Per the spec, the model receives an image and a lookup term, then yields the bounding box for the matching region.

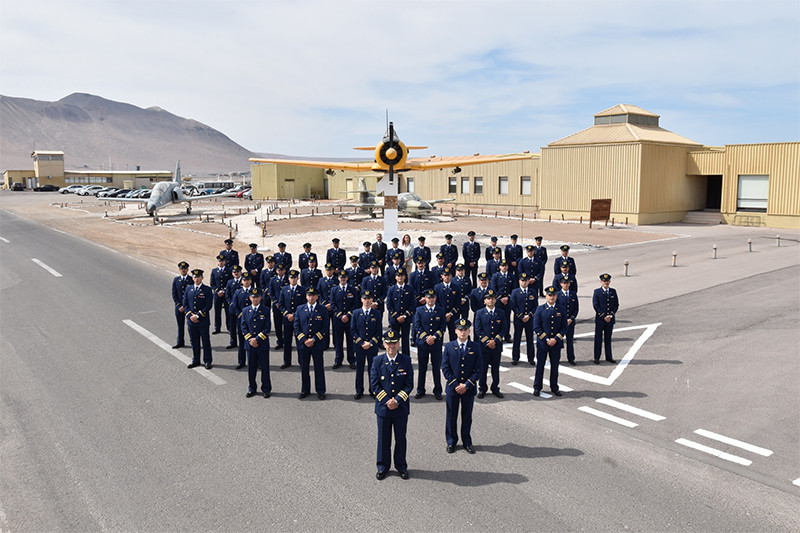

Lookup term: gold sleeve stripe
[376,391,387,401]
[398,391,409,401]
[258,333,267,340]
[243,333,252,340]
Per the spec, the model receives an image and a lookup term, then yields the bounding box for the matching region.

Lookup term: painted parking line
[674,438,752,466]
[123,319,226,385]
[793,478,800,487]
[31,258,62,277]
[693,429,773,457]
[528,377,574,392]
[578,406,638,428]
[0,236,9,243]
[596,398,665,421]
[508,381,552,398]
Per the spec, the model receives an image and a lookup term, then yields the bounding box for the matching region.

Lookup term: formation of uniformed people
[171,233,621,475]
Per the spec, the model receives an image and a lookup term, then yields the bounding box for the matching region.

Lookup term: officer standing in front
[241,287,271,398]
[371,330,413,480]
[441,318,482,454]
[294,287,329,400]
[533,286,568,396]
[171,261,191,349]
[593,273,619,364]
[183,269,214,369]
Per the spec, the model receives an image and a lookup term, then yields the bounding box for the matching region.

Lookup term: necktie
[460,343,466,353]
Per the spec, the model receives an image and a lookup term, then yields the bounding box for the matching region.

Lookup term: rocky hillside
[0,93,257,175]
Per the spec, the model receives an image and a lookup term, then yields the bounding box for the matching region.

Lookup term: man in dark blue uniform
[553,260,579,294]
[384,255,404,288]
[533,236,548,296]
[300,256,322,289]
[485,247,503,278]
[210,254,232,334]
[272,242,292,272]
[413,289,446,400]
[474,290,507,399]
[440,234,458,269]
[220,238,239,268]
[469,272,490,321]
[269,264,289,349]
[316,263,338,350]
[351,290,383,399]
[430,253,447,284]
[533,286,568,396]
[171,261,191,349]
[259,255,276,291]
[371,233,388,276]
[386,268,415,355]
[504,234,523,276]
[241,287,271,398]
[519,245,544,297]
[358,241,376,271]
[410,258,435,309]
[491,259,515,332]
[557,276,579,365]
[362,262,387,314]
[183,269,214,369]
[278,270,306,369]
[386,237,404,267]
[441,318,482,454]
[484,236,499,263]
[224,265,243,349]
[294,287,329,400]
[346,255,365,292]
[331,270,358,369]
[462,231,481,287]
[435,267,461,342]
[371,330,413,480]
[244,243,264,287]
[510,273,537,365]
[229,272,253,369]
[298,242,316,272]
[553,244,576,276]
[326,238,346,272]
[453,263,472,321]
[593,273,619,364]
[413,236,431,269]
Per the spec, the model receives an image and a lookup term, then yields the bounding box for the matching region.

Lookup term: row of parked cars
[58,185,152,198]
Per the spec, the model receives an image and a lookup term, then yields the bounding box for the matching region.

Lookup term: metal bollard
[776,235,781,247]
[623,260,629,277]
[747,239,752,252]
[672,251,678,267]
[712,244,718,259]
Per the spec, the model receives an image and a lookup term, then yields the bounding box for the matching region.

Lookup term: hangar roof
[594,104,659,117]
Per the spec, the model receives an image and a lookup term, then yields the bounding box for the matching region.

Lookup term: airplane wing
[405,153,532,171]
[249,158,375,172]
[186,191,239,201]
[110,197,148,204]
[428,198,457,205]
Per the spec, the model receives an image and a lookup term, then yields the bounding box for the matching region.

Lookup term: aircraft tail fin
[173,161,181,183]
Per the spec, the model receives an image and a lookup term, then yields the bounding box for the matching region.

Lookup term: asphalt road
[1,207,799,532]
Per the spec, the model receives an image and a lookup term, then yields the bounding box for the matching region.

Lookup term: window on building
[499,176,509,195]
[520,176,531,195]
[407,177,415,193]
[737,174,768,212]
[474,177,483,195]
[448,176,457,194]
[461,176,470,194]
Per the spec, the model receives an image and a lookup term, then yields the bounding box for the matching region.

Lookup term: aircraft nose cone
[385,147,398,160]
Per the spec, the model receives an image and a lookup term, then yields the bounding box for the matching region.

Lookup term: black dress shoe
[275,344,283,350]
[593,359,600,365]
[354,393,363,400]
[349,363,357,369]
[477,391,486,399]
[226,344,236,350]
[263,392,271,398]
[187,362,200,369]
[533,390,540,396]
[414,392,424,399]
[235,364,245,370]
[493,390,504,399]
[246,391,256,398]
[212,330,221,335]
[511,360,519,366]
[568,360,576,366]
[606,358,617,363]
[398,470,409,480]
[332,362,342,369]
[464,444,476,454]
[318,393,326,400]
[172,343,185,349]
[446,445,456,453]
[279,363,290,369]
[552,389,563,396]
[204,363,212,369]
[298,392,309,399]
[434,394,442,401]
[529,360,536,366]
[376,470,387,480]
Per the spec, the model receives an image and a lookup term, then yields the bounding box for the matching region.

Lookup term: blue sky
[2,0,798,158]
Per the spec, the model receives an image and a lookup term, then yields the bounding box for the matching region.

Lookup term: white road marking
[31,258,62,277]
[674,438,752,466]
[596,398,665,421]
[529,377,574,392]
[693,429,773,457]
[578,406,638,428]
[793,478,800,487]
[557,323,662,385]
[123,319,226,385]
[499,366,510,372]
[508,381,552,398]
[0,236,9,243]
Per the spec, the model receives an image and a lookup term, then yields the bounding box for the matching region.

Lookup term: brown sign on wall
[590,199,612,228]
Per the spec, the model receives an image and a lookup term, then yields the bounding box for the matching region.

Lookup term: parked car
[77,185,105,196]
[108,189,131,198]
[59,184,84,194]
[236,188,251,198]
[11,182,24,191]
[243,189,252,200]
[97,187,120,197]
[139,189,152,198]
[33,184,60,192]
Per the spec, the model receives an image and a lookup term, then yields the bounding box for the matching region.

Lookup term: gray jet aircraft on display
[112,161,236,217]
[344,177,454,217]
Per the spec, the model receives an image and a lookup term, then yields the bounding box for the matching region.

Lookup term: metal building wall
[251,163,325,200]
[540,143,641,216]
[639,144,705,220]
[687,148,725,175]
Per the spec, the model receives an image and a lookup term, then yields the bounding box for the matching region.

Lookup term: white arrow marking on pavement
[31,258,62,277]
[123,319,226,385]
[675,438,752,466]
[693,429,773,457]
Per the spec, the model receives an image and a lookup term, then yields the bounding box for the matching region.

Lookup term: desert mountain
[0,93,259,175]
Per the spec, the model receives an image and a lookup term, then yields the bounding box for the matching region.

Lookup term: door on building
[706,175,722,209]
[284,179,295,199]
